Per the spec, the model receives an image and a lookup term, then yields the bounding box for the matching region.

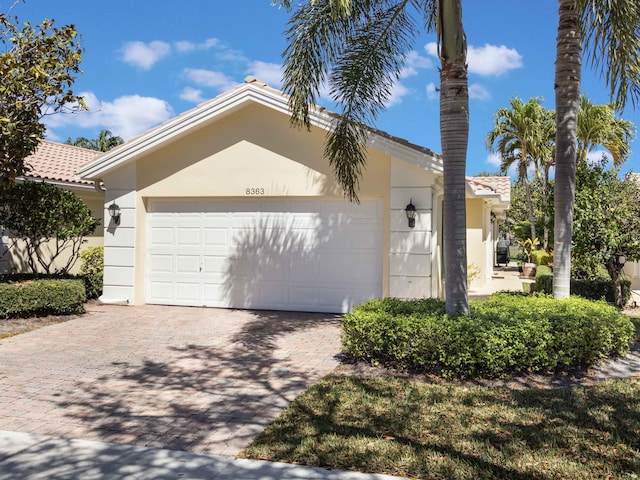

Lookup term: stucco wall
[466,198,486,288]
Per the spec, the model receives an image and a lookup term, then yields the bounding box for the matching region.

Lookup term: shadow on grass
[242,375,640,480]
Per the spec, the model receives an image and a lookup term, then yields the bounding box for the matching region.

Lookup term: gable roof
[466,176,511,204]
[23,140,101,188]
[78,77,444,181]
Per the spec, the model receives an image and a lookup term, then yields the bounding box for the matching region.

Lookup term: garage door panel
[148,254,173,273]
[176,255,200,273]
[149,227,174,246]
[148,281,173,301]
[176,282,200,301]
[146,198,383,313]
[177,228,200,247]
[204,228,228,247]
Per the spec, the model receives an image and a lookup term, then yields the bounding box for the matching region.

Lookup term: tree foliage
[0,181,99,275]
[0,11,84,191]
[573,161,640,307]
[65,129,124,152]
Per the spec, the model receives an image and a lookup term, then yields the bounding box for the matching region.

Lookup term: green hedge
[535,266,631,305]
[341,293,634,378]
[0,279,86,319]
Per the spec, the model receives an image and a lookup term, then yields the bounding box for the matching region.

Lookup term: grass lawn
[241,375,640,479]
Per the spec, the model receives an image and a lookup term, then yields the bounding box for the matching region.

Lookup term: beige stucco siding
[466,198,485,287]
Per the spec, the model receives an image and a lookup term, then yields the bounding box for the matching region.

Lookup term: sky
[5,0,639,176]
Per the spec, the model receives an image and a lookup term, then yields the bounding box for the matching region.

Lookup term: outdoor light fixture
[405,200,417,228]
[108,203,121,225]
[490,211,496,224]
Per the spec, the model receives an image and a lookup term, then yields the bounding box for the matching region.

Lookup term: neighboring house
[0,141,104,274]
[78,77,509,313]
[624,172,640,289]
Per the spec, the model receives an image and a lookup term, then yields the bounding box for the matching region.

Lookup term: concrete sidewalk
[0,430,408,480]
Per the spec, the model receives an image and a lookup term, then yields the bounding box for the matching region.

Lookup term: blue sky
[8,0,639,176]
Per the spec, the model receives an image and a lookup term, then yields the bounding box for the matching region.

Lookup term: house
[0,141,104,274]
[77,77,509,313]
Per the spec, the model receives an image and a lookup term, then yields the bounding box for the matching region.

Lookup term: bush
[535,265,553,293]
[342,293,634,378]
[80,246,103,299]
[535,266,631,305]
[0,278,86,319]
[531,249,552,266]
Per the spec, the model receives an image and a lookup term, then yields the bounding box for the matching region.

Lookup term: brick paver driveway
[0,304,342,456]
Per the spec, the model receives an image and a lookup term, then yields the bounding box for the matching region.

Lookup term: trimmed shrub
[0,279,86,319]
[535,266,631,305]
[341,293,634,378]
[80,246,104,299]
[535,265,553,293]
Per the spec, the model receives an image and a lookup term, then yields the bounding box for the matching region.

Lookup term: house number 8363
[245,187,265,195]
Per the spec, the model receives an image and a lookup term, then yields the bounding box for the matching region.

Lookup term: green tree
[486,97,554,245]
[0,181,99,274]
[573,160,640,308]
[552,0,640,299]
[65,129,124,152]
[0,12,84,193]
[577,95,636,168]
[273,0,470,314]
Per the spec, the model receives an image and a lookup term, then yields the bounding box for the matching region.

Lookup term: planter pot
[522,262,536,278]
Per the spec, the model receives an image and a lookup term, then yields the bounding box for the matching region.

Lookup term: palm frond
[578,0,640,108]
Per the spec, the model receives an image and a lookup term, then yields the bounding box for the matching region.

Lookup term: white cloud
[469,83,491,101]
[426,82,438,101]
[184,68,237,91]
[179,87,206,103]
[424,42,523,77]
[175,41,196,53]
[400,50,433,78]
[122,41,171,70]
[486,152,502,168]
[467,44,522,77]
[247,61,283,88]
[175,38,220,53]
[425,42,438,58]
[386,82,410,107]
[45,92,174,140]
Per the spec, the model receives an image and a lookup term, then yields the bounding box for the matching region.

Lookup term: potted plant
[518,238,540,278]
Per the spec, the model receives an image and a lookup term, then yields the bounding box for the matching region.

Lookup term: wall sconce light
[108,203,121,225]
[490,211,496,224]
[405,200,417,228]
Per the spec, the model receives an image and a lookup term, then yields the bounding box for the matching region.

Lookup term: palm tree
[486,97,554,244]
[577,95,636,168]
[65,129,124,152]
[552,0,639,300]
[273,0,470,314]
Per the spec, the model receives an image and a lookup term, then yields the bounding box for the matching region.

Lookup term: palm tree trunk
[522,174,537,242]
[441,62,469,315]
[553,0,582,299]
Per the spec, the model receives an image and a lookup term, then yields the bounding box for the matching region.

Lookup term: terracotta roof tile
[23,140,101,186]
[466,176,511,203]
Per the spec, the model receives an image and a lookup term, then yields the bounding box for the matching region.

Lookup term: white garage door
[145,198,383,313]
